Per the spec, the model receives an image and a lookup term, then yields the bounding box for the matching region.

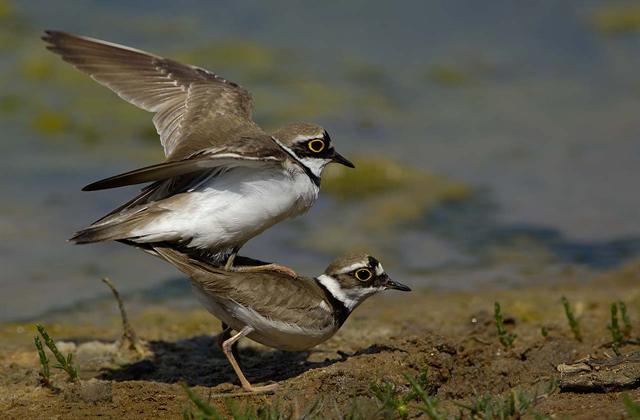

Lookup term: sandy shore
[1,259,640,418]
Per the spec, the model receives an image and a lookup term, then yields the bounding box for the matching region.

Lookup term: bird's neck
[315,274,380,326]
[271,136,323,186]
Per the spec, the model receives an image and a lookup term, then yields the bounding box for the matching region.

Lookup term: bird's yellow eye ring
[354,268,372,282]
[308,139,325,153]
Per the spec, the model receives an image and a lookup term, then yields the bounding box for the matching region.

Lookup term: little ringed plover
[153,247,411,393]
[42,31,354,271]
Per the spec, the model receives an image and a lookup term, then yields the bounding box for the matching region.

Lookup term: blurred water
[1,0,639,321]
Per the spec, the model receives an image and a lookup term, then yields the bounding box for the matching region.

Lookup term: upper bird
[43,31,354,270]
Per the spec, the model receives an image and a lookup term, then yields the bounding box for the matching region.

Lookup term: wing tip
[41,29,67,43]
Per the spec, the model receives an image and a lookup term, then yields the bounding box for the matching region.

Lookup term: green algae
[591,5,640,36]
[342,57,390,88]
[323,155,472,229]
[0,0,14,20]
[31,110,70,135]
[175,39,280,83]
[426,64,471,86]
[0,94,23,114]
[304,156,472,255]
[20,53,58,82]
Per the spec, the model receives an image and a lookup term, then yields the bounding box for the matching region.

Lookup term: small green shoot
[561,296,582,342]
[540,326,548,338]
[34,335,51,387]
[371,371,428,418]
[405,373,446,420]
[456,389,534,419]
[35,324,79,383]
[371,371,446,420]
[182,383,313,420]
[494,302,517,349]
[619,301,632,338]
[182,383,222,420]
[623,393,640,419]
[371,379,410,418]
[609,303,624,355]
[455,379,557,419]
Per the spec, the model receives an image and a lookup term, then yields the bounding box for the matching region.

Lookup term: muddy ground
[1,260,640,419]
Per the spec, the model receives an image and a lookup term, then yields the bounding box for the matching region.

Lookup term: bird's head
[271,122,354,178]
[316,253,410,312]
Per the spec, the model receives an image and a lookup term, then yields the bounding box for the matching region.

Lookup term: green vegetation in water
[31,110,70,136]
[175,40,278,83]
[342,57,390,89]
[561,296,582,342]
[0,0,14,20]
[591,5,640,36]
[623,394,640,420]
[323,156,472,229]
[426,64,471,86]
[35,324,79,383]
[494,302,517,350]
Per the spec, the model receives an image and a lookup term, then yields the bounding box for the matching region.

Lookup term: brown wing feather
[82,151,281,191]
[154,248,333,330]
[42,30,264,160]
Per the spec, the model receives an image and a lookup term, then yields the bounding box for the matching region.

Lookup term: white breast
[131,165,319,252]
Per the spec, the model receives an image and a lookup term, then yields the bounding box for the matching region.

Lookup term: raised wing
[42,30,262,160]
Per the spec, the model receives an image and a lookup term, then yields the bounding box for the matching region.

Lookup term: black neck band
[314,277,350,327]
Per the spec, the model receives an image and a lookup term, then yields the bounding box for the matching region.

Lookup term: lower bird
[153,248,411,392]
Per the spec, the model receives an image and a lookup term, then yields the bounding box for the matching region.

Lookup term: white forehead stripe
[335,262,369,275]
[375,263,385,276]
[292,134,323,143]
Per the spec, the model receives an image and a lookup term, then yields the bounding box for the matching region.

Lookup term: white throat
[297,157,331,178]
[316,274,381,311]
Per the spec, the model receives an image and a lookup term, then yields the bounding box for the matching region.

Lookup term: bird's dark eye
[307,139,325,153]
[354,268,372,282]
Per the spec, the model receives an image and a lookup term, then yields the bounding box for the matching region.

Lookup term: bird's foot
[242,382,279,394]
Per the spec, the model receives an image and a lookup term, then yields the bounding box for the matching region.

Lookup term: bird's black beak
[330,149,355,168]
[382,275,411,292]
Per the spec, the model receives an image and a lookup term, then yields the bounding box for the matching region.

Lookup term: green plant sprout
[561,296,582,342]
[35,324,79,383]
[619,301,632,338]
[494,302,517,349]
[34,335,51,387]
